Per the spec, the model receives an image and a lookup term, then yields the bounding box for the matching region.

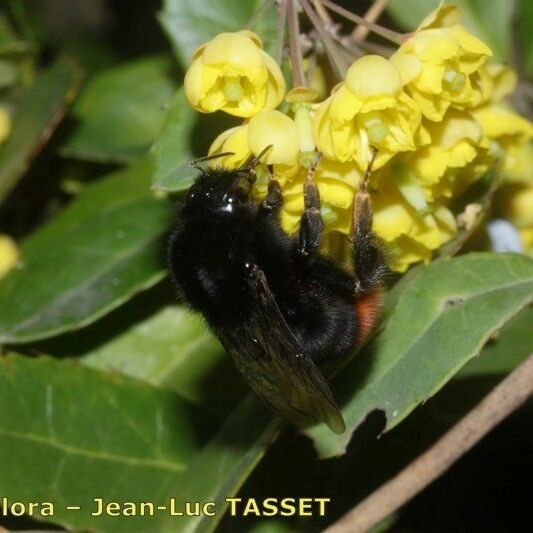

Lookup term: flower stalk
[287,0,306,88]
[319,0,405,45]
[300,0,349,78]
[351,0,390,43]
[276,0,288,65]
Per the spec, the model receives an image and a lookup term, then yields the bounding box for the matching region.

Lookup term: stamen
[444,70,466,92]
[363,113,390,143]
[223,77,244,101]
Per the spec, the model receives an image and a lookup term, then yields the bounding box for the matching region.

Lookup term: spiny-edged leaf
[518,0,533,79]
[82,305,246,415]
[158,0,278,67]
[150,88,240,192]
[61,56,175,163]
[150,87,197,192]
[159,395,281,533]
[305,252,533,458]
[0,354,199,532]
[0,160,171,344]
[387,0,514,60]
[459,304,533,377]
[0,57,82,202]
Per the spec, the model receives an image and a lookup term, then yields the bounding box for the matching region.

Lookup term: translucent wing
[215,266,345,434]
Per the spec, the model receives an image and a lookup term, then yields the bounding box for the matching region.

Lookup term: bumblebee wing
[217,266,345,434]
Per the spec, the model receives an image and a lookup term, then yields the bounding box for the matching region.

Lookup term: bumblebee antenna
[360,147,378,192]
[244,144,274,170]
[188,151,235,170]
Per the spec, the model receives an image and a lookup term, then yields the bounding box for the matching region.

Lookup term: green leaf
[158,0,278,67]
[387,0,514,60]
[518,0,533,79]
[150,87,197,192]
[80,302,280,532]
[82,304,247,415]
[150,88,240,192]
[0,160,171,344]
[159,395,281,533]
[0,14,36,57]
[459,304,533,377]
[0,57,82,202]
[0,354,199,532]
[61,56,176,163]
[306,253,533,458]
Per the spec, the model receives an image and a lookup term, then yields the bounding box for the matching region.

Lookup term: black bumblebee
[168,147,386,433]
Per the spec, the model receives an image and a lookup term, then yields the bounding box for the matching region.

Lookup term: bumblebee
[168,148,386,433]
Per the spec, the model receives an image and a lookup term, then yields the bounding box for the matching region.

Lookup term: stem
[319,0,404,45]
[299,0,349,78]
[245,0,275,30]
[352,0,390,43]
[325,355,533,533]
[335,33,365,60]
[276,0,288,65]
[312,0,333,23]
[358,39,395,58]
[311,0,363,60]
[287,0,306,88]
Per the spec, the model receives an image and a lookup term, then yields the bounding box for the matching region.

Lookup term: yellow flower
[499,183,533,228]
[520,228,533,253]
[208,123,251,168]
[208,109,301,177]
[494,180,533,254]
[247,110,300,166]
[391,3,492,122]
[372,181,457,272]
[479,63,517,104]
[0,234,19,278]
[472,104,533,181]
[313,55,424,170]
[401,109,489,201]
[0,106,11,144]
[184,31,285,117]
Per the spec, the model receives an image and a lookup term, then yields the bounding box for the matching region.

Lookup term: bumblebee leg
[298,154,324,259]
[351,148,386,293]
[259,177,283,213]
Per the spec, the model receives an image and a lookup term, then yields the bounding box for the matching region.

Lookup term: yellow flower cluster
[183,3,533,272]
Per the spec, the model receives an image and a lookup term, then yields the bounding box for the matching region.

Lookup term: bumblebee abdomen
[354,288,382,347]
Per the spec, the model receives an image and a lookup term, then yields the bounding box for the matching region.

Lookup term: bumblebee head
[183,167,256,217]
[181,146,272,218]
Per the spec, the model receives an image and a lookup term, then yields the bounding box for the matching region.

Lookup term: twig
[276,0,288,64]
[352,0,390,43]
[287,0,306,87]
[300,0,349,77]
[358,39,395,58]
[313,0,333,23]
[326,355,533,533]
[310,0,364,60]
[319,0,404,45]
